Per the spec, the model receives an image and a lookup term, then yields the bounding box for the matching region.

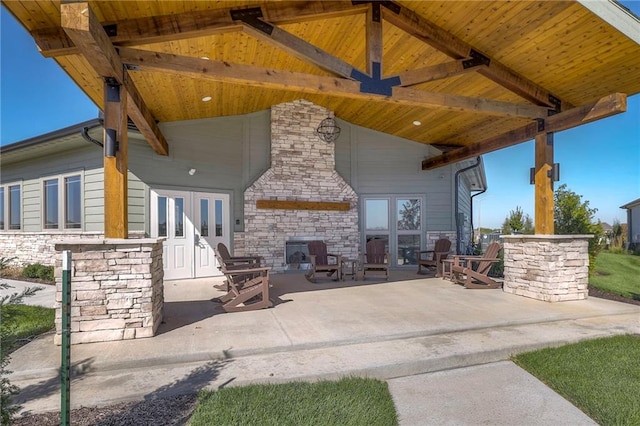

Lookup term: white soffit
[578,0,640,45]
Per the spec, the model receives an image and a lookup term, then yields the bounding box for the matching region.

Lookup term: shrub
[0,257,16,271]
[22,263,54,282]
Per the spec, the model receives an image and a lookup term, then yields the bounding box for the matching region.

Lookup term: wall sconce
[105,128,118,157]
[530,163,560,184]
[188,168,197,176]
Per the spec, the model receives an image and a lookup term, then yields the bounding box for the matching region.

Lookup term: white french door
[151,190,229,280]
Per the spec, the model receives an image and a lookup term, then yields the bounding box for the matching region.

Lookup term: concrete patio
[9,271,640,416]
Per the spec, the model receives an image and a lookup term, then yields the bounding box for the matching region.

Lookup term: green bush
[22,263,54,282]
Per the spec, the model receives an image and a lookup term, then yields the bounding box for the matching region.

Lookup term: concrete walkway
[8,272,639,424]
[0,278,56,308]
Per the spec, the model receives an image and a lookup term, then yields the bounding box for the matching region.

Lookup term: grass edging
[513,335,640,426]
[189,377,398,426]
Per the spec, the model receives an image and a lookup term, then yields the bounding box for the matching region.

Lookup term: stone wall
[53,238,164,344]
[0,231,144,266]
[425,231,456,253]
[243,100,359,272]
[503,234,591,302]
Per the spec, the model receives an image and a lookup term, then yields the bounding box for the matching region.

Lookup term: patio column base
[53,238,164,345]
[502,234,592,302]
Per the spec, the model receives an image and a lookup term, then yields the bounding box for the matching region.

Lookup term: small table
[341,258,358,280]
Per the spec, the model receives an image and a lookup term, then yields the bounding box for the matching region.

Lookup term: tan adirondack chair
[305,240,342,283]
[360,239,390,280]
[450,242,502,289]
[417,238,451,276]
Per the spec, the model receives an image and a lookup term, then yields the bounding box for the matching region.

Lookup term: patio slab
[8,271,640,416]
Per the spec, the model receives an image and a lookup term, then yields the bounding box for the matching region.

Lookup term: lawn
[590,252,640,300]
[514,335,640,426]
[189,377,398,426]
[1,304,55,353]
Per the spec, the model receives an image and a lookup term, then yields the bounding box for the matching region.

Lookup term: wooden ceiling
[3,1,638,168]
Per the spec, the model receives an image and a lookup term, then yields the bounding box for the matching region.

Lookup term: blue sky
[1,3,639,229]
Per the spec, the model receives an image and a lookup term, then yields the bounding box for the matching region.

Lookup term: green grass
[1,304,55,352]
[189,377,398,426]
[513,335,640,426]
[590,252,640,299]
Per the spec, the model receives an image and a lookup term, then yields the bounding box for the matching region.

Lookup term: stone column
[502,234,592,302]
[53,238,164,345]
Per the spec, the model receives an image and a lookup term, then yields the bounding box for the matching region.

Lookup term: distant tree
[609,219,624,249]
[554,184,604,271]
[398,199,420,230]
[501,206,534,235]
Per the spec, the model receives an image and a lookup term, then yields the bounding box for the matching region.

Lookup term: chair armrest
[222,266,271,275]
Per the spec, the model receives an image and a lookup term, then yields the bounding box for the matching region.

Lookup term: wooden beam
[396,60,485,87]
[36,1,368,58]
[119,48,548,119]
[366,3,383,76]
[103,79,128,238]
[239,21,356,79]
[257,200,351,211]
[381,3,571,109]
[60,2,168,156]
[422,93,627,170]
[534,133,554,234]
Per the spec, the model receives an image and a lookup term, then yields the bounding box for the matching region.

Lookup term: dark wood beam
[119,48,548,119]
[396,59,486,87]
[60,2,168,156]
[422,93,627,170]
[35,1,368,58]
[381,3,571,110]
[534,133,554,234]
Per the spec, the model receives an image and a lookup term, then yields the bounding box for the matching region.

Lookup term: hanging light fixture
[316,112,341,143]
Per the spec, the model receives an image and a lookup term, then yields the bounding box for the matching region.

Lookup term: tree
[608,219,624,249]
[398,199,420,230]
[501,206,534,235]
[554,184,604,271]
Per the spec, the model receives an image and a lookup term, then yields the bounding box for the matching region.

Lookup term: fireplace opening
[285,237,322,269]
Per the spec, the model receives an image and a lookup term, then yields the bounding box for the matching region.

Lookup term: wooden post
[103,78,128,238]
[534,132,554,234]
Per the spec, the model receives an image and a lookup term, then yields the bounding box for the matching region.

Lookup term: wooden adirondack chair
[213,249,272,312]
[450,242,502,289]
[417,238,452,276]
[360,239,390,280]
[216,242,262,268]
[305,240,342,283]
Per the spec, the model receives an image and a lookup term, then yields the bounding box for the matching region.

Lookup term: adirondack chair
[417,238,452,276]
[450,242,502,289]
[216,242,262,268]
[305,240,342,283]
[360,239,390,280]
[213,249,272,312]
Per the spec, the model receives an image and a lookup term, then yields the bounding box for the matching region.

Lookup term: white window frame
[40,172,84,232]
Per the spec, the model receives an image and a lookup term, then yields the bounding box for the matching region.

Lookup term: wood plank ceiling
[3,0,638,168]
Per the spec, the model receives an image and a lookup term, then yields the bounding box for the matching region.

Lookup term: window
[0,187,4,229]
[64,175,81,229]
[9,185,21,230]
[41,174,82,231]
[44,179,59,229]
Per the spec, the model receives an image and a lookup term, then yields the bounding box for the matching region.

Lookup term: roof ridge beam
[422,93,627,170]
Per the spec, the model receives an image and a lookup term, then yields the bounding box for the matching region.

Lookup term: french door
[151,190,230,280]
[363,196,424,267]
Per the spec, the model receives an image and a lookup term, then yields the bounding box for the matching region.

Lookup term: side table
[341,258,358,281]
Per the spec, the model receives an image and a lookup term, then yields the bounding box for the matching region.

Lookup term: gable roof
[2,1,638,169]
[621,198,640,209]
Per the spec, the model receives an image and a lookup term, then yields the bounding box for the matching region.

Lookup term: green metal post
[61,250,71,426]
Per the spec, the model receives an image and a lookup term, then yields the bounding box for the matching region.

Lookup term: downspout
[81,120,104,148]
[454,156,481,254]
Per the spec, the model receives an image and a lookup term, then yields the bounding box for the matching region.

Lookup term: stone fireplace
[243,100,359,273]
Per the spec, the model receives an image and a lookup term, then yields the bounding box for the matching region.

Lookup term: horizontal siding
[84,168,104,232]
[127,172,146,232]
[22,181,40,231]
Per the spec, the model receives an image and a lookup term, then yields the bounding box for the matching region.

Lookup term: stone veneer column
[53,238,164,345]
[502,234,592,302]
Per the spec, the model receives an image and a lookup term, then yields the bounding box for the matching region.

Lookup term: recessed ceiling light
[202,96,212,102]
[200,56,210,60]
[413,120,422,126]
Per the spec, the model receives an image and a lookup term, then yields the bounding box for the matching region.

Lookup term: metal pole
[61,250,71,426]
